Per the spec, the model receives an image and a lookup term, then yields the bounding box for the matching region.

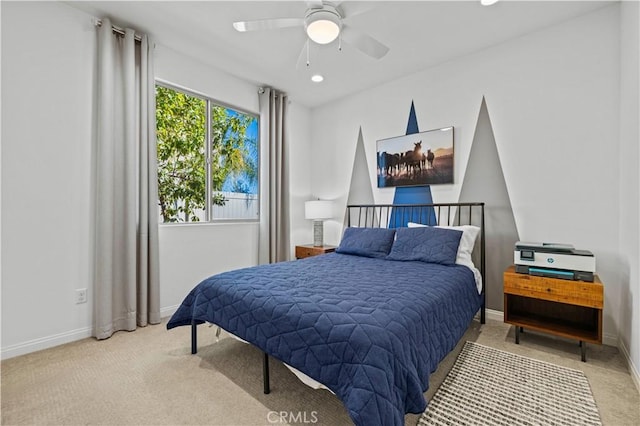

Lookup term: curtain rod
[258,87,288,98]
[93,18,142,42]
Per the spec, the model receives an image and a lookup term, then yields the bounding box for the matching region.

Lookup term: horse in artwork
[426,149,435,169]
[403,141,423,174]
[378,152,400,176]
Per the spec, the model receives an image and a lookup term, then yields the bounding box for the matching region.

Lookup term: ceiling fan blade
[305,0,324,9]
[340,25,389,59]
[233,18,304,32]
[338,2,374,21]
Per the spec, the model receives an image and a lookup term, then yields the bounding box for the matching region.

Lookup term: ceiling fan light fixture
[305,9,341,44]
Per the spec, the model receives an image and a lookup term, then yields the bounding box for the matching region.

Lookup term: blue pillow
[336,227,396,259]
[386,226,462,265]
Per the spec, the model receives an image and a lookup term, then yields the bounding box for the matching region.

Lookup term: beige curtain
[94,18,160,340]
[258,88,290,264]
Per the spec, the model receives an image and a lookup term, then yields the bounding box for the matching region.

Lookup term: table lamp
[304,200,333,247]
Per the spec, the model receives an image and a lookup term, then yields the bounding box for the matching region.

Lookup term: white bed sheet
[223,328,333,392]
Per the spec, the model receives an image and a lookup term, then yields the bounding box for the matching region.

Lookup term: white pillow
[407,222,482,293]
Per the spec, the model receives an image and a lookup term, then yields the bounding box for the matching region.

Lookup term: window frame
[155,79,260,224]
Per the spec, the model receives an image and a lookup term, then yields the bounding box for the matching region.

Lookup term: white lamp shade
[305,200,333,220]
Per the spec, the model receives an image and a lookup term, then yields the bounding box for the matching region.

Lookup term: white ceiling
[67,0,613,108]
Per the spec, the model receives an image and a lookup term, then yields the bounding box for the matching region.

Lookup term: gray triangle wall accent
[344,127,376,226]
[459,97,520,311]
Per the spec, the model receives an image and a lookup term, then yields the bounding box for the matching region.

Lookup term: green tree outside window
[156,85,258,223]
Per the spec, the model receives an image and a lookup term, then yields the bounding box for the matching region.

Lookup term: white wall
[618,0,640,389]
[2,1,96,358]
[309,5,624,344]
[0,1,312,358]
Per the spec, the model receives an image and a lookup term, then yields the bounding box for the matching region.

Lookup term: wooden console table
[503,265,603,362]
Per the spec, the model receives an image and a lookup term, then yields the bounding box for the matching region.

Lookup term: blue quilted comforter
[167,253,481,426]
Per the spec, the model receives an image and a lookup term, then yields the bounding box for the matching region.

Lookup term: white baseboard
[603,332,619,347]
[1,326,93,360]
[475,307,505,323]
[161,304,180,319]
[618,338,640,394]
[1,305,180,361]
[485,308,504,322]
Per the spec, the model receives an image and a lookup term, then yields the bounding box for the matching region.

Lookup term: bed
[167,203,485,426]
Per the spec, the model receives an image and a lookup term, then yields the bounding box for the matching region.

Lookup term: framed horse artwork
[376,126,454,188]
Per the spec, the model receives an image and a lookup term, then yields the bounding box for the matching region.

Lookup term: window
[155,83,259,223]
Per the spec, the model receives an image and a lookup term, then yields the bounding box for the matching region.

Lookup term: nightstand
[503,265,603,362]
[295,244,336,259]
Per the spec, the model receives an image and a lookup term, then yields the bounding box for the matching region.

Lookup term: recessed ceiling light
[311,74,324,83]
[481,0,499,5]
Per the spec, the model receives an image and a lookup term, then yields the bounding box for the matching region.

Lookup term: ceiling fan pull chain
[306,40,310,66]
[338,33,342,52]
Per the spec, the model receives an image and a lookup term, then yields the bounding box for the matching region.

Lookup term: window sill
[159,220,259,228]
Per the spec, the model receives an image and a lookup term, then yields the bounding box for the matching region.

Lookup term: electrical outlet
[76,288,87,304]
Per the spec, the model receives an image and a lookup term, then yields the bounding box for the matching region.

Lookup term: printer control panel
[519,250,535,261]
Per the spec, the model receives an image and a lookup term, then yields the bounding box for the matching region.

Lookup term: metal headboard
[346,202,486,324]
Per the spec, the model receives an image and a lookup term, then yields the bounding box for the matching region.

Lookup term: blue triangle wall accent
[406,101,419,134]
[390,101,437,227]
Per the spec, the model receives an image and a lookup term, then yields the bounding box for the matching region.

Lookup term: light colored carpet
[419,341,601,426]
[1,318,638,425]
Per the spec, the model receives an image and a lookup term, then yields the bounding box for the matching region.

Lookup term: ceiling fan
[232,1,389,61]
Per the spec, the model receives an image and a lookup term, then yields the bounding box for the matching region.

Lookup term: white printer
[514,242,595,282]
